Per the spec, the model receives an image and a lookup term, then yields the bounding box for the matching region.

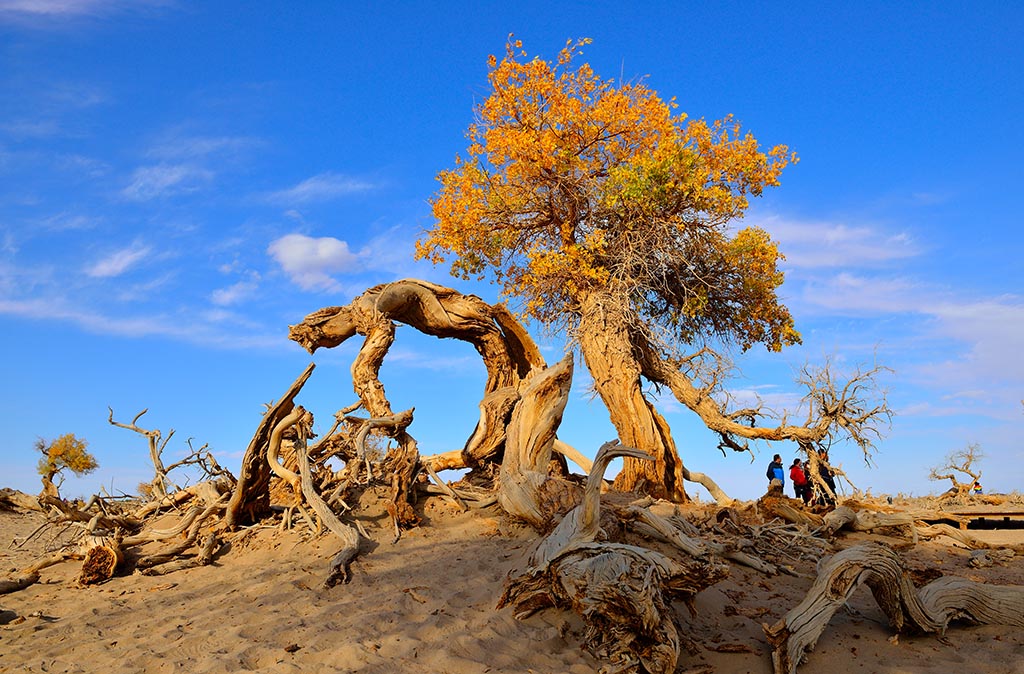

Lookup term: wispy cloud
[797,272,923,315]
[386,347,481,373]
[86,242,151,278]
[55,153,110,177]
[211,278,259,306]
[41,211,102,231]
[795,270,1024,413]
[121,163,213,200]
[0,119,61,139]
[926,298,1024,386]
[267,233,358,292]
[266,172,374,204]
[147,133,261,161]
[756,215,919,269]
[0,296,281,349]
[0,0,170,19]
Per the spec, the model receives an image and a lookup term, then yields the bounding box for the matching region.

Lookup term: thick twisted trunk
[577,292,687,502]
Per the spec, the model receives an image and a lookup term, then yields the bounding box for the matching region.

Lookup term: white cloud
[927,298,1024,384]
[267,233,359,292]
[266,172,374,204]
[86,242,151,278]
[121,163,213,200]
[798,272,924,314]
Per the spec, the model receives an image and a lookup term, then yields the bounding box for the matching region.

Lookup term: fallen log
[763,541,1024,674]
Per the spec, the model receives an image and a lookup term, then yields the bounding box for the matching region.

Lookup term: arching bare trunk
[289,280,545,473]
[577,292,687,502]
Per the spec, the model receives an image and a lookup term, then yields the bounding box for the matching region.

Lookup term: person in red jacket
[790,458,809,502]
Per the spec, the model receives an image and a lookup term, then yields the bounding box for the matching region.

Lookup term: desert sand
[2,493,1024,674]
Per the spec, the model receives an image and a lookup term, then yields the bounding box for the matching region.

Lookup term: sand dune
[3,497,1024,674]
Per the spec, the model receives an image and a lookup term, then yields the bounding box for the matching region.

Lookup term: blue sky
[1,1,1021,500]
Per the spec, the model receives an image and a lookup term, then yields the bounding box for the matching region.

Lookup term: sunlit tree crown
[418,36,800,351]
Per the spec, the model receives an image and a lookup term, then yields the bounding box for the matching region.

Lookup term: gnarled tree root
[500,543,727,674]
[763,541,1024,674]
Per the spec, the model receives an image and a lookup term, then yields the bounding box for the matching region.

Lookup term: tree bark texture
[501,438,728,674]
[577,292,687,502]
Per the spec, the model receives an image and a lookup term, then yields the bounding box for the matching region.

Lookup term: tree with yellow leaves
[420,37,889,502]
[36,433,98,499]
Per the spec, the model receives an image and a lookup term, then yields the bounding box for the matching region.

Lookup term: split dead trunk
[79,537,123,585]
[225,363,315,528]
[497,355,575,528]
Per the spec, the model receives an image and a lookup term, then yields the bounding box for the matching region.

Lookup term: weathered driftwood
[501,542,727,674]
[764,542,1024,674]
[0,573,40,594]
[819,504,967,537]
[140,532,223,576]
[619,504,779,575]
[552,438,593,474]
[0,488,43,512]
[759,494,823,528]
[225,363,315,528]
[0,551,82,595]
[266,407,306,494]
[131,478,229,520]
[914,522,1024,551]
[133,496,228,568]
[497,355,575,528]
[501,440,729,674]
[530,441,652,567]
[38,494,140,532]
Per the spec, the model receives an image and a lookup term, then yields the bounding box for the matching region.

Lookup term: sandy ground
[3,497,1024,674]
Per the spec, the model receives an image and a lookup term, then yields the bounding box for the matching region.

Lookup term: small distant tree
[36,433,98,499]
[928,443,983,498]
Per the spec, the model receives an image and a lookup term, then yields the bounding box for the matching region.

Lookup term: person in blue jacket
[766,454,785,487]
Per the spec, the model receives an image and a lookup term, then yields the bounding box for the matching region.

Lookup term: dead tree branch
[108,407,175,498]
